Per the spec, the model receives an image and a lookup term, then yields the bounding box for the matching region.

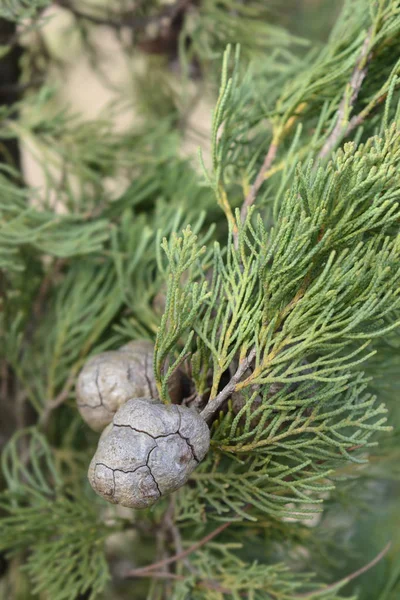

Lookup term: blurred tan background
[21,0,342,200]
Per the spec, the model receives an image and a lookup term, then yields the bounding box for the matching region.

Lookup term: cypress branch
[1,1,400,599]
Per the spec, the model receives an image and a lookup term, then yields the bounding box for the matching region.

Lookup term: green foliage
[0,430,111,600]
[3,260,122,416]
[154,224,213,401]
[207,2,400,219]
[1,1,400,599]
[0,0,50,20]
[150,121,400,531]
[171,545,354,599]
[182,0,309,69]
[0,170,109,273]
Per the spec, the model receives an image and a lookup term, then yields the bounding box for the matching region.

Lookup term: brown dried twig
[127,571,232,594]
[240,136,279,224]
[125,517,237,579]
[344,88,391,138]
[38,372,76,429]
[297,541,391,598]
[200,347,256,422]
[126,523,390,597]
[318,29,373,160]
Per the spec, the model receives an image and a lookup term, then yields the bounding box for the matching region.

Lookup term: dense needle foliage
[0,1,400,599]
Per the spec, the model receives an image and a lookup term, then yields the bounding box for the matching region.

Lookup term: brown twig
[164,497,196,574]
[200,347,256,422]
[344,89,389,137]
[236,101,308,240]
[125,517,236,578]
[297,541,391,598]
[240,137,279,224]
[128,571,232,594]
[234,129,281,250]
[127,535,390,597]
[38,372,76,429]
[318,29,373,160]
[126,498,235,594]
[0,359,9,404]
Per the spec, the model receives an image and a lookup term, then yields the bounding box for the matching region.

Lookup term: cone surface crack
[114,422,179,441]
[77,365,114,412]
[94,462,116,497]
[127,365,134,383]
[77,401,114,413]
[178,433,200,463]
[175,406,182,432]
[175,405,200,462]
[95,460,161,499]
[96,367,105,405]
[145,447,162,497]
[84,366,113,412]
[113,422,198,460]
[95,461,149,475]
[113,423,156,438]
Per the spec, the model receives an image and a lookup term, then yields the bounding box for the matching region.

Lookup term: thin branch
[237,101,308,238]
[0,359,9,405]
[126,535,390,597]
[200,347,256,422]
[125,518,236,578]
[240,138,279,224]
[165,497,196,574]
[297,542,391,598]
[318,29,373,160]
[344,89,389,137]
[38,372,75,429]
[128,571,232,594]
[131,572,185,581]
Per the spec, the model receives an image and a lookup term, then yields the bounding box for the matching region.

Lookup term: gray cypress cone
[76,340,181,431]
[88,398,210,508]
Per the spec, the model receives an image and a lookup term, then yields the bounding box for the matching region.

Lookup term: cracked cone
[76,340,182,431]
[88,398,210,508]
